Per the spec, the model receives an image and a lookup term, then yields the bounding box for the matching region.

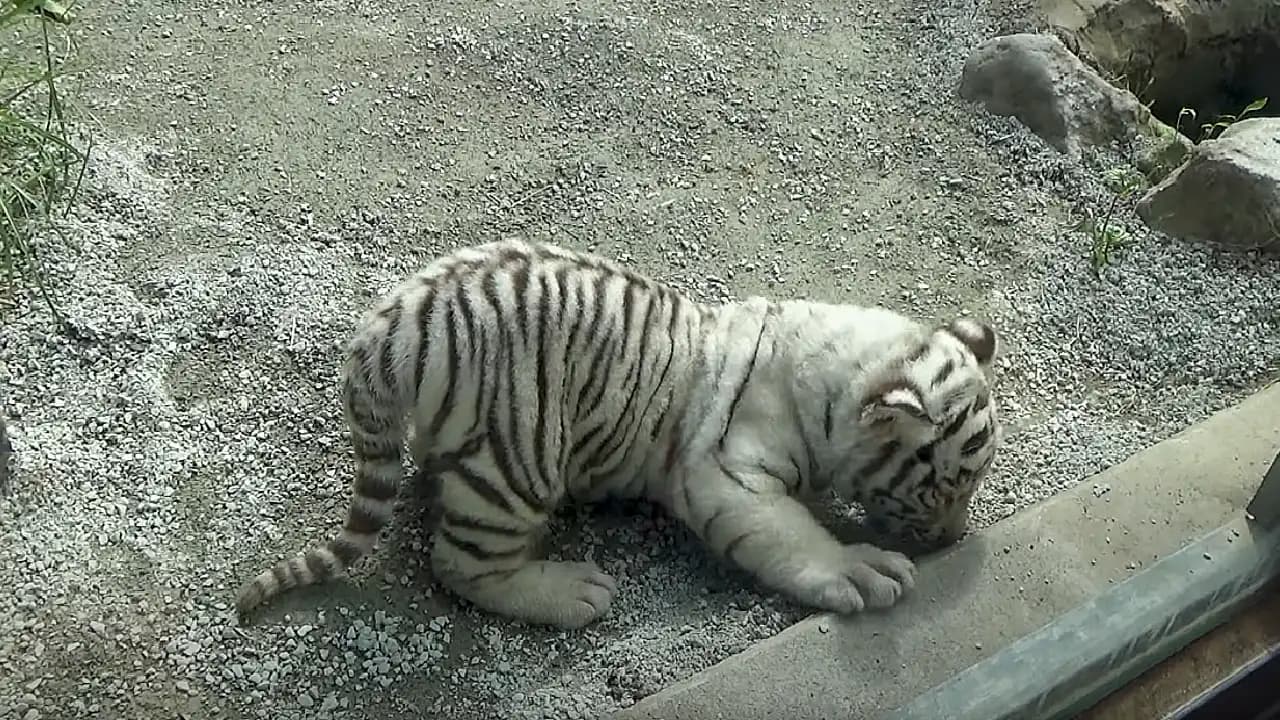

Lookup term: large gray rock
[958,33,1190,177]
[1044,0,1279,125]
[1137,117,1280,255]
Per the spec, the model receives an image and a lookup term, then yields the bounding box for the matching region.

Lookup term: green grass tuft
[0,0,89,318]
[1072,167,1145,278]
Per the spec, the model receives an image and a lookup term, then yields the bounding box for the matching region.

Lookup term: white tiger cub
[235,240,1001,629]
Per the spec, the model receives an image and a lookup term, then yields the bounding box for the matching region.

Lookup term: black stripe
[681,469,697,521]
[576,275,617,418]
[304,551,331,579]
[470,326,489,439]
[624,297,680,462]
[578,270,608,356]
[353,471,398,502]
[439,526,526,561]
[451,460,517,516]
[510,261,531,344]
[498,437,547,513]
[719,458,759,494]
[961,424,992,456]
[271,563,290,588]
[972,392,990,413]
[413,290,436,399]
[858,440,901,478]
[347,398,390,436]
[465,567,519,584]
[428,303,461,435]
[931,358,955,388]
[559,271,585,476]
[761,461,801,493]
[329,537,363,565]
[586,290,656,482]
[531,271,555,498]
[570,422,604,463]
[650,406,669,441]
[498,290,543,508]
[443,510,525,537]
[719,317,769,449]
[351,435,400,462]
[344,501,384,533]
[917,467,937,494]
[481,273,541,512]
[350,342,376,395]
[563,266,586,353]
[578,310,620,419]
[939,402,973,441]
[787,452,803,486]
[886,457,920,492]
[378,299,404,394]
[342,373,377,426]
[456,283,478,366]
[791,393,820,486]
[823,396,834,438]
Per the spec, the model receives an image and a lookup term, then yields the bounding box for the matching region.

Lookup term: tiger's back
[394,240,705,502]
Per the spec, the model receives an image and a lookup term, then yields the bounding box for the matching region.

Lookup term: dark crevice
[1144,32,1280,141]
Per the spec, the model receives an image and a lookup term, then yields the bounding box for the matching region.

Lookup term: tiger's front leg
[676,457,917,613]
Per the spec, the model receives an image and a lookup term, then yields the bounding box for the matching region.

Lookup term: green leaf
[1242,97,1268,115]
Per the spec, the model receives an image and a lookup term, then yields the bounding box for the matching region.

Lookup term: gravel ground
[2,0,1279,718]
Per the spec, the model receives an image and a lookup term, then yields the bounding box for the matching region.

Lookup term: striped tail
[236,347,410,618]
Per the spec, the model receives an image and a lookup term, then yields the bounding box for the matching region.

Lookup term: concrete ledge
[612,382,1280,720]
[887,516,1280,720]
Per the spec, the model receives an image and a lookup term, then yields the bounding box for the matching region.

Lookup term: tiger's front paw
[800,544,917,614]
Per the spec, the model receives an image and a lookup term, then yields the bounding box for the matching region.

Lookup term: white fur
[236,241,1001,629]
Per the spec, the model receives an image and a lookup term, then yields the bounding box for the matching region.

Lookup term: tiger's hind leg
[407,425,444,530]
[428,454,617,630]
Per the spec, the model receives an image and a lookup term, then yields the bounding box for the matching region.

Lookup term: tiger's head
[842,317,1001,551]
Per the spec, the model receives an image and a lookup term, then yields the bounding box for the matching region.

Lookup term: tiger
[234,239,1001,629]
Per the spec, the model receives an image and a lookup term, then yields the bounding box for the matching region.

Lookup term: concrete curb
[612,382,1280,720]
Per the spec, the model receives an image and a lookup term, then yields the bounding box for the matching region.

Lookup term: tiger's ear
[860,384,934,427]
[943,317,998,367]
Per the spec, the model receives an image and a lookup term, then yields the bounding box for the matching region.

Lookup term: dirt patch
[1,0,1279,719]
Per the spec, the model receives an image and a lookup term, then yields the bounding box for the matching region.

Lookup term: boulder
[959,33,1190,178]
[1136,117,1280,255]
[1044,0,1280,127]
